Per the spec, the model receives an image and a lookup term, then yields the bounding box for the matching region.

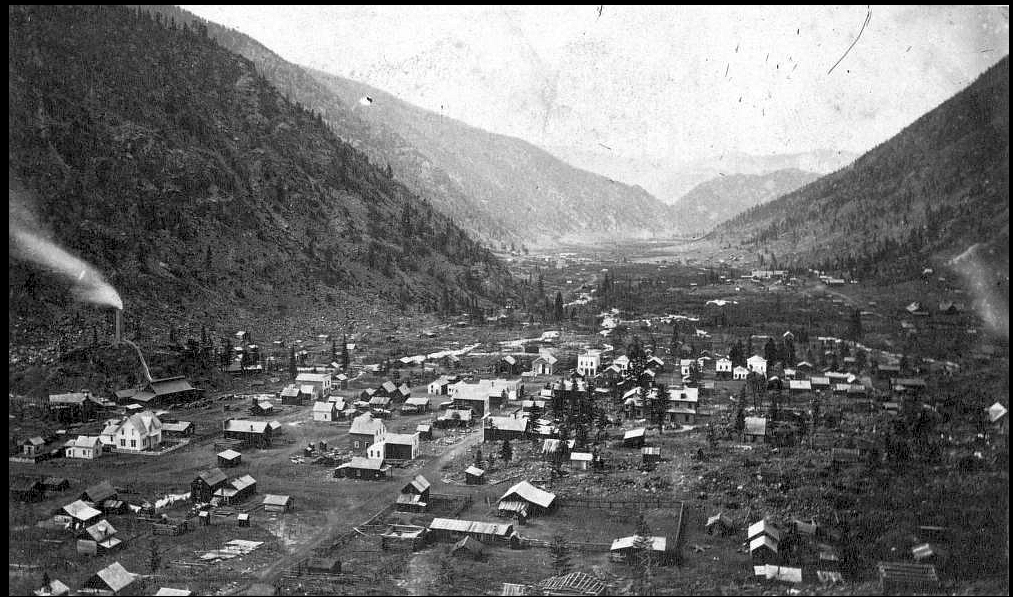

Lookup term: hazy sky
[183,5,1008,172]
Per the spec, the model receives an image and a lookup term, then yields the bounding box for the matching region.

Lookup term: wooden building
[191,468,228,503]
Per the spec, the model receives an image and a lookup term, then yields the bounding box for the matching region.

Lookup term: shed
[262,494,293,512]
[305,557,342,574]
[641,446,661,464]
[42,477,71,492]
[237,513,251,527]
[33,579,70,597]
[749,536,779,563]
[417,423,433,441]
[451,536,486,560]
[622,428,646,448]
[79,561,136,596]
[218,449,242,468]
[11,478,46,502]
[498,481,557,518]
[877,562,939,593]
[81,480,117,504]
[610,535,673,565]
[705,512,735,536]
[747,520,782,542]
[744,417,767,443]
[570,451,593,470]
[465,466,486,485]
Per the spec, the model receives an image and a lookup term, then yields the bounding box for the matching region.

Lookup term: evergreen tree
[148,538,161,572]
[554,291,564,322]
[288,347,297,379]
[500,439,513,463]
[341,333,350,370]
[549,533,571,575]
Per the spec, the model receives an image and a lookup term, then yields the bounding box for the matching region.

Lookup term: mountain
[545,145,858,204]
[9,5,510,346]
[669,169,820,235]
[138,5,674,247]
[715,56,1009,278]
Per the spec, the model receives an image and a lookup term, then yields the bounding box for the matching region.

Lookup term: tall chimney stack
[114,308,122,344]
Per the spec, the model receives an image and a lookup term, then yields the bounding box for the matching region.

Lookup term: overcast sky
[183,5,1008,178]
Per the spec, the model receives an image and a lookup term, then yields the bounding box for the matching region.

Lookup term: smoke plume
[9,177,124,310]
[948,243,1009,339]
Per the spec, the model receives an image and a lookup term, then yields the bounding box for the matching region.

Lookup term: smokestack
[114,308,122,344]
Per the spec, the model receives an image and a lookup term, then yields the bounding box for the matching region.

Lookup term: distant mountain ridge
[669,168,820,234]
[141,5,675,247]
[716,56,1009,278]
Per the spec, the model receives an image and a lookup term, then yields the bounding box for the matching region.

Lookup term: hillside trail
[251,427,483,587]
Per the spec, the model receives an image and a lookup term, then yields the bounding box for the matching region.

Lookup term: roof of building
[570,452,593,461]
[404,475,431,493]
[405,397,430,406]
[312,401,336,413]
[84,519,118,541]
[224,419,270,434]
[539,571,605,595]
[452,536,485,556]
[623,428,646,440]
[749,535,779,553]
[33,579,70,597]
[877,561,939,585]
[295,373,330,383]
[91,562,135,592]
[499,481,556,509]
[706,512,733,528]
[988,402,1008,423]
[262,494,291,506]
[350,414,386,435]
[611,535,667,551]
[428,517,514,536]
[338,457,386,471]
[154,589,193,596]
[62,499,102,521]
[196,468,228,487]
[487,416,529,432]
[83,481,117,503]
[218,449,242,460]
[748,520,781,542]
[465,466,485,477]
[744,417,767,436]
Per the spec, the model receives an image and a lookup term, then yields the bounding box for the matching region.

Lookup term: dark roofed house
[335,457,390,480]
[305,557,341,574]
[79,561,136,596]
[130,377,199,406]
[222,418,273,448]
[11,477,46,502]
[43,477,71,492]
[81,481,117,504]
[485,416,530,442]
[191,468,229,503]
[622,428,646,448]
[451,536,486,560]
[397,475,431,512]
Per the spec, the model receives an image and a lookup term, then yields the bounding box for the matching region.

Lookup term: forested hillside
[9,5,511,342]
[717,56,1009,279]
[138,5,675,247]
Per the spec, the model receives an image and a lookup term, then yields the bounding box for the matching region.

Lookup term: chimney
[114,308,122,343]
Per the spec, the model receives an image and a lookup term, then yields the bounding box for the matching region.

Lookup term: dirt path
[251,428,483,587]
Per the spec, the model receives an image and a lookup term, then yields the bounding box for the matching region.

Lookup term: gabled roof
[623,428,646,440]
[224,419,270,433]
[62,500,102,521]
[404,475,431,493]
[706,512,733,528]
[610,535,667,551]
[405,397,430,406]
[570,452,593,461]
[385,432,419,445]
[33,579,70,597]
[465,466,485,476]
[312,401,336,413]
[83,481,117,503]
[749,535,779,553]
[295,373,330,383]
[218,449,242,460]
[143,377,194,396]
[72,435,101,449]
[381,381,398,393]
[499,481,556,509]
[350,414,386,435]
[747,520,781,542]
[91,562,135,593]
[452,535,485,555]
[231,475,257,491]
[428,517,514,536]
[338,457,386,470]
[487,416,529,432]
[262,494,291,506]
[196,468,228,487]
[154,589,193,596]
